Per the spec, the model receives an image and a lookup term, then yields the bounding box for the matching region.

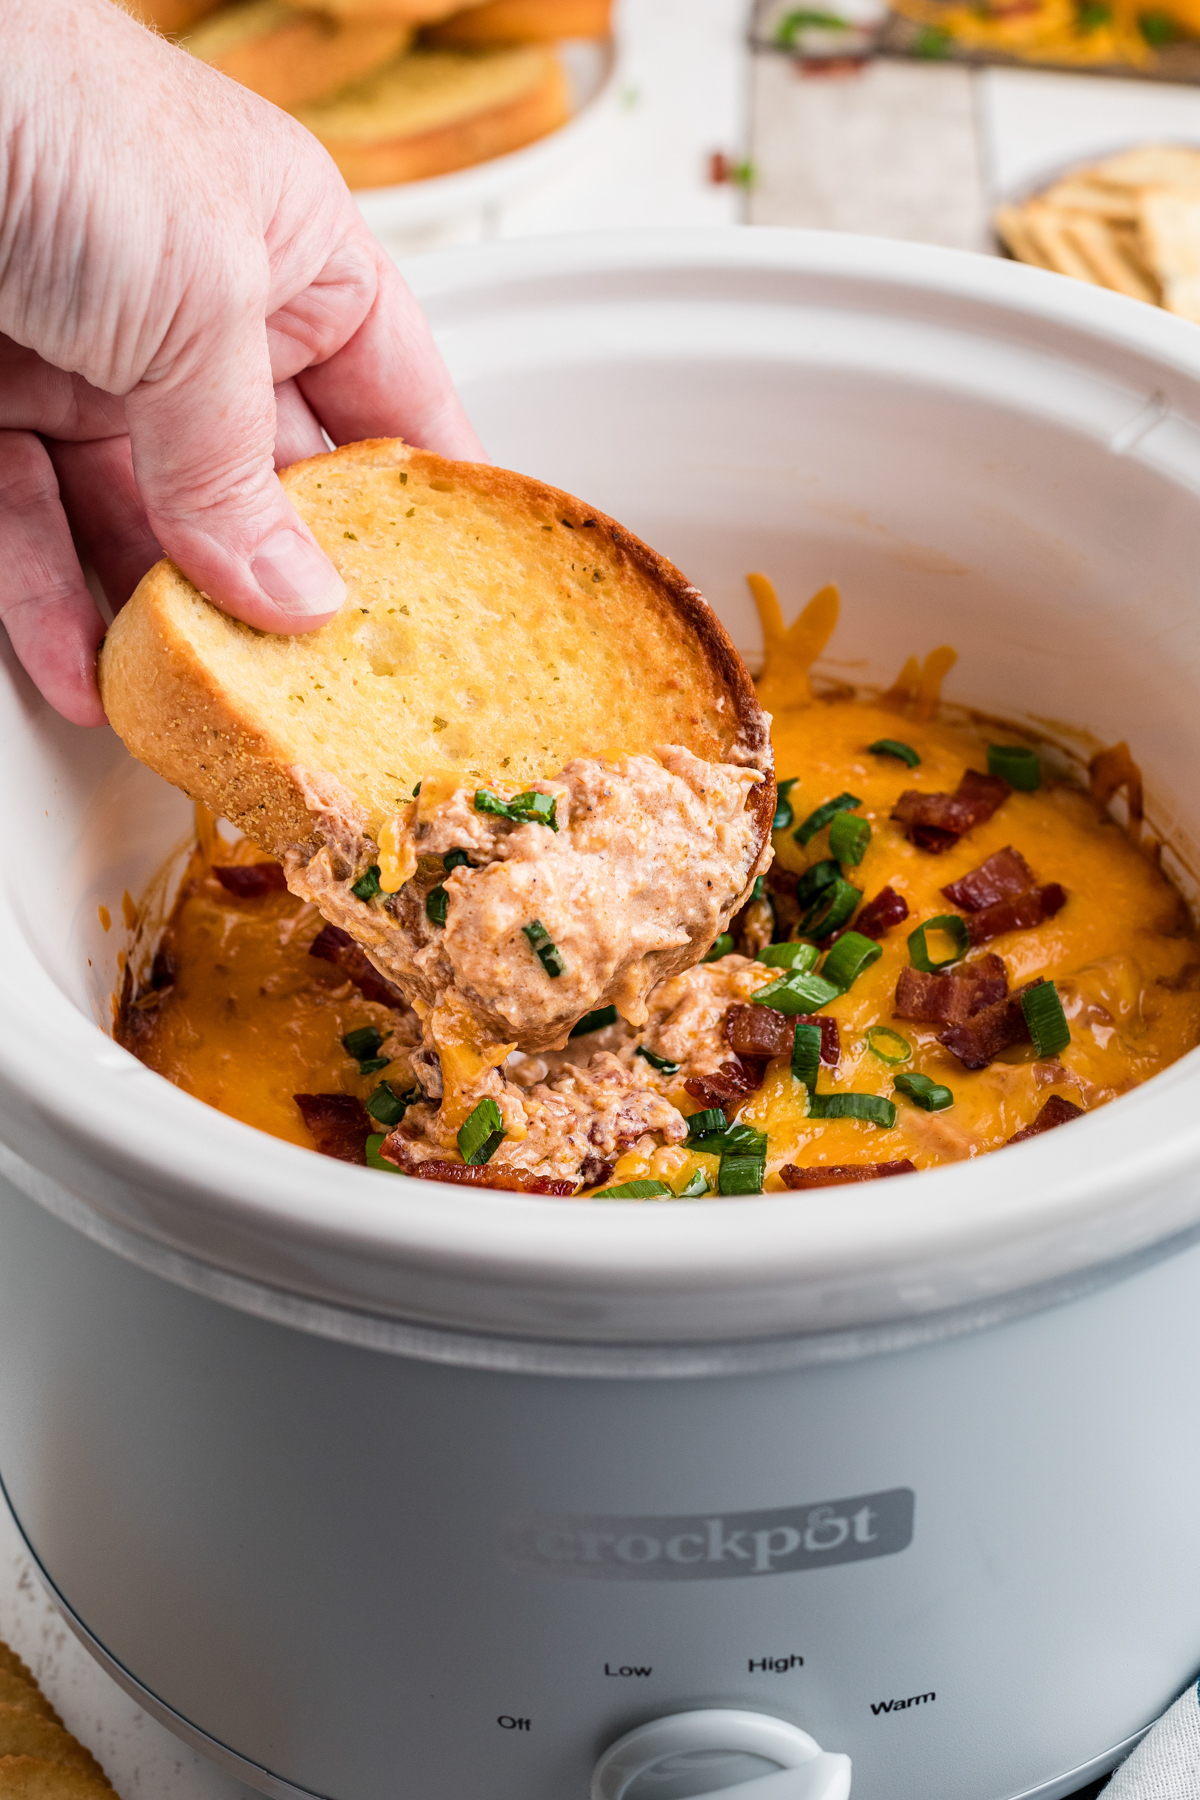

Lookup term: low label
[503,1487,914,1581]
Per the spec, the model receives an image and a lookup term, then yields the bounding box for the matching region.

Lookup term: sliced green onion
[757,941,819,972]
[342,1026,382,1061]
[636,1045,681,1074]
[678,1168,710,1198]
[987,744,1041,791]
[894,1071,954,1112]
[569,1005,618,1038]
[795,860,840,909]
[795,791,862,847]
[866,1026,912,1066]
[366,1082,414,1127]
[1022,981,1071,1057]
[357,1057,389,1075]
[719,1154,765,1195]
[792,1021,823,1089]
[426,885,448,926]
[457,1096,505,1166]
[908,914,970,973]
[821,930,882,992]
[595,1179,672,1199]
[351,865,381,901]
[703,933,734,963]
[800,877,862,938]
[523,920,565,977]
[869,738,921,768]
[773,778,799,832]
[443,848,472,870]
[808,1092,897,1128]
[690,1122,769,1158]
[750,876,765,900]
[753,970,841,1014]
[476,789,559,831]
[686,1109,728,1143]
[365,1133,401,1173]
[829,811,871,867]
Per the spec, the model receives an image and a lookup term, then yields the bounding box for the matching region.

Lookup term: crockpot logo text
[503,1488,914,1582]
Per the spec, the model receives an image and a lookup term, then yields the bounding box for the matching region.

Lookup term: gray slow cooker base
[4,1486,1148,1800]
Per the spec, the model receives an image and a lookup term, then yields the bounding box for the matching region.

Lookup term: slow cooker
[1,230,1199,1800]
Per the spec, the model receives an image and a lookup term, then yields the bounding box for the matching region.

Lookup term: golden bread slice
[283,0,491,24]
[426,0,611,43]
[0,1679,58,1729]
[0,1761,115,1798]
[293,44,569,186]
[184,0,410,109]
[0,1713,107,1785]
[0,1657,33,1696]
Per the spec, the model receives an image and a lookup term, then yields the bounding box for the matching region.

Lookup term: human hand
[1,0,484,726]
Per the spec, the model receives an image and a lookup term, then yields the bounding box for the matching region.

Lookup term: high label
[503,1488,914,1581]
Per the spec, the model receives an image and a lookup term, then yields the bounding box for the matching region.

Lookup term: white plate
[353,36,621,235]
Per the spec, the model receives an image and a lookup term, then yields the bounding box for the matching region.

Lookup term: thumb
[124,299,344,633]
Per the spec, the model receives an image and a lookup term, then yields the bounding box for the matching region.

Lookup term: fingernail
[251,529,345,617]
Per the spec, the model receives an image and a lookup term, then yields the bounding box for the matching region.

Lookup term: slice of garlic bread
[184,0,411,110]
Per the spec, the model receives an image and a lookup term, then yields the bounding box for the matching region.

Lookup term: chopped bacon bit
[780,1161,917,1189]
[1006,1094,1085,1145]
[942,846,1034,912]
[894,952,1008,1025]
[966,883,1066,947]
[580,1155,616,1188]
[378,1139,577,1195]
[309,922,408,1010]
[937,978,1043,1071]
[294,1093,371,1164]
[149,948,176,991]
[726,1003,792,1060]
[806,1014,841,1066]
[684,1054,767,1115]
[214,863,288,897]
[892,768,1011,853]
[853,885,909,939]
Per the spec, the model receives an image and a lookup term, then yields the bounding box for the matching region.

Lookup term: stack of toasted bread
[0,1641,116,1796]
[123,0,611,187]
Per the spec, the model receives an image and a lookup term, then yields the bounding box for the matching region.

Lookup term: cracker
[1022,204,1106,283]
[1041,179,1140,222]
[0,1712,106,1783]
[995,203,1052,268]
[0,1759,115,1797]
[1061,213,1160,301]
[1138,188,1200,320]
[1086,145,1200,191]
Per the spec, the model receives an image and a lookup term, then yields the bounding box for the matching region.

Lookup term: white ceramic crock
[0,229,1199,1800]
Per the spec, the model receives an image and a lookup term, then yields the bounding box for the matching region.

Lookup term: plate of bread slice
[129,0,618,229]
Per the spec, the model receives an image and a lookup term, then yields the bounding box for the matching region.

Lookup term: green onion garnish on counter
[595,1179,672,1199]
[869,738,921,767]
[1022,981,1071,1057]
[800,877,862,938]
[351,864,382,901]
[636,1046,681,1074]
[757,941,819,972]
[907,913,970,973]
[678,1169,710,1198]
[773,777,799,832]
[808,1091,897,1128]
[426,885,449,926]
[366,1082,414,1128]
[569,1005,618,1038]
[829,810,871,867]
[702,933,734,963]
[365,1134,401,1172]
[894,1072,954,1112]
[476,788,559,830]
[821,930,882,992]
[342,1026,382,1062]
[523,920,565,977]
[987,744,1041,791]
[866,1026,912,1066]
[752,969,841,1014]
[458,1097,505,1166]
[791,1021,823,1089]
[794,791,862,847]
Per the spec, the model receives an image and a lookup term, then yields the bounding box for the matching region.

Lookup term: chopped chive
[753,970,841,1014]
[792,1021,823,1089]
[413,782,421,797]
[475,789,559,831]
[342,1026,383,1061]
[866,1026,912,1066]
[908,913,970,973]
[457,1097,505,1166]
[703,932,735,963]
[719,1154,765,1195]
[757,941,820,972]
[688,1121,768,1158]
[808,1092,897,1128]
[569,1005,618,1038]
[357,1057,389,1075]
[894,1072,954,1112]
[351,865,382,901]
[773,777,799,832]
[636,1045,681,1074]
[800,877,862,938]
[443,848,472,870]
[1022,981,1071,1058]
[426,885,448,926]
[796,860,841,909]
[795,791,862,847]
[869,738,921,767]
[687,1109,728,1143]
[678,1168,710,1197]
[750,875,765,900]
[365,1133,401,1173]
[829,810,871,866]
[595,1179,673,1199]
[523,920,565,977]
[987,744,1041,791]
[366,1082,415,1127]
[821,930,882,992]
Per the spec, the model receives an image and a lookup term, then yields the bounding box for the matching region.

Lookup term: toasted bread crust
[100,439,773,872]
[425,0,611,44]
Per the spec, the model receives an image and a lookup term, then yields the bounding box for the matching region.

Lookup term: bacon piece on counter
[965,883,1067,947]
[378,1138,577,1195]
[891,769,1011,853]
[309,922,409,1010]
[942,846,1034,912]
[724,1005,841,1068]
[780,1161,917,1189]
[684,1054,766,1115]
[937,979,1043,1070]
[894,952,1009,1025]
[1005,1094,1084,1145]
[853,886,909,939]
[294,1093,371,1164]
[213,862,288,897]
